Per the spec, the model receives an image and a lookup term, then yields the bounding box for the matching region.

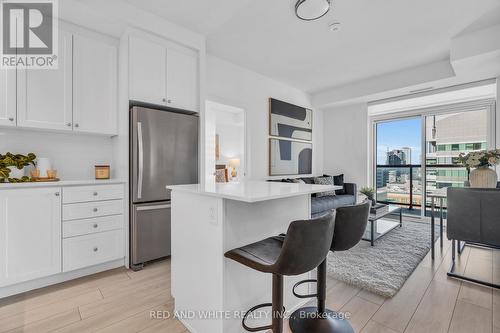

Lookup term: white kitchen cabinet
[73,34,118,135]
[166,47,199,112]
[0,188,62,287]
[63,200,124,221]
[5,26,118,136]
[129,35,199,112]
[0,68,16,127]
[17,31,73,131]
[63,230,124,272]
[129,36,167,106]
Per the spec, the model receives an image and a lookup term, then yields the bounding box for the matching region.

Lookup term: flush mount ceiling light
[295,0,331,21]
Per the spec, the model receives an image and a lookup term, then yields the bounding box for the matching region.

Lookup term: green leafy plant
[359,186,375,200]
[0,152,36,183]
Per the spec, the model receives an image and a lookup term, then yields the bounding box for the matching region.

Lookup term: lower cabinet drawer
[63,200,124,221]
[63,230,124,272]
[63,215,123,238]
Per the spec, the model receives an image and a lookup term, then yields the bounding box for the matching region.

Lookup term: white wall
[322,103,369,187]
[0,129,113,180]
[497,77,500,150]
[206,55,322,180]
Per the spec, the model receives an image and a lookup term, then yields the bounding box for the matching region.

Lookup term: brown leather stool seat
[225,213,336,333]
[225,235,285,273]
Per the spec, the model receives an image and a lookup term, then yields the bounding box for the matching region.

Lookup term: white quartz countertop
[0,179,126,189]
[167,181,341,203]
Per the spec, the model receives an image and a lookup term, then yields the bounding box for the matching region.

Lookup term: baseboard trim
[178,316,197,333]
[0,258,125,299]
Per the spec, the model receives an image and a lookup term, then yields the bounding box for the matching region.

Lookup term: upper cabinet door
[0,68,16,127]
[166,47,199,112]
[129,36,167,105]
[0,188,62,287]
[17,31,73,131]
[73,34,118,135]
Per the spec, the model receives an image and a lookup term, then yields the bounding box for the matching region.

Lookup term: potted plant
[458,149,500,188]
[0,152,37,183]
[359,186,376,206]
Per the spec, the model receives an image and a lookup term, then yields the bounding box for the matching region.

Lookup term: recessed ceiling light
[295,0,331,21]
[328,22,341,31]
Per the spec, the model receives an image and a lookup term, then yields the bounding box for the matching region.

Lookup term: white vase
[36,158,52,178]
[8,166,25,179]
[469,166,498,188]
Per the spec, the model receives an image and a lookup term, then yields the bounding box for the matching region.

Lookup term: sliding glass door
[373,100,495,219]
[375,117,423,217]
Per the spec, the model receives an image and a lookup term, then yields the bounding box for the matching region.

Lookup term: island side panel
[171,190,224,333]
[222,194,311,333]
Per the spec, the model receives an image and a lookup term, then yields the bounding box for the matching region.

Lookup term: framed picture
[269,138,312,176]
[269,98,312,141]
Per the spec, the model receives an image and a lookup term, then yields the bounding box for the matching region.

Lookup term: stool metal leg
[317,261,326,313]
[272,274,284,333]
[289,260,354,333]
[242,274,285,332]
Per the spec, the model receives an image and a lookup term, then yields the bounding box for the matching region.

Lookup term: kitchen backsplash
[0,129,113,180]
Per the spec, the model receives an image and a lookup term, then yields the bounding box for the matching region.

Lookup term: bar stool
[224,212,336,333]
[289,202,371,333]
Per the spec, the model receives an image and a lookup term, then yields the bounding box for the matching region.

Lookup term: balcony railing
[376,164,468,211]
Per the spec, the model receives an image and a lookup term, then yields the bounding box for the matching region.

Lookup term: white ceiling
[120,0,499,94]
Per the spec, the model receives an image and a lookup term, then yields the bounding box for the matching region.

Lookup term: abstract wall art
[269,98,312,141]
[269,138,312,176]
[268,98,313,176]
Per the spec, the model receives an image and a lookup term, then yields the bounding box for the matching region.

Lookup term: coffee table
[363,205,402,246]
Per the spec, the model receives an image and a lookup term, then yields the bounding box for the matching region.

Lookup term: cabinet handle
[93,192,98,196]
[66,122,72,127]
[75,124,79,128]
[8,117,14,122]
[167,99,172,104]
[93,208,98,212]
[55,192,60,196]
[162,98,167,102]
[93,247,98,252]
[93,224,98,228]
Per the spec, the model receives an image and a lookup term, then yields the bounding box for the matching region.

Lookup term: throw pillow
[333,174,345,195]
[300,177,315,184]
[314,176,336,197]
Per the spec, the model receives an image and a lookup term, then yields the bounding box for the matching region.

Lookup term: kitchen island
[167,181,339,333]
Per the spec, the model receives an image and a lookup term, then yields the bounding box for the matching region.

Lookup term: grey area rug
[327,221,438,298]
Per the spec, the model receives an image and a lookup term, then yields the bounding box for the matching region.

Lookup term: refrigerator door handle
[137,122,144,199]
[136,204,171,211]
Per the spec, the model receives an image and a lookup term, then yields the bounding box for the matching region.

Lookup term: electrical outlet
[209,206,217,225]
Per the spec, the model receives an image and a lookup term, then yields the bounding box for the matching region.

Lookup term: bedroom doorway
[205,101,246,184]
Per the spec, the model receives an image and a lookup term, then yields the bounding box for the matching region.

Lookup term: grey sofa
[269,176,357,217]
[311,183,357,217]
[447,187,500,288]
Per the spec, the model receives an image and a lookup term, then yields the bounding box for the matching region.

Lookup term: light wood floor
[0,237,498,333]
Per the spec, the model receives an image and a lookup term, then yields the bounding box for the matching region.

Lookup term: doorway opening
[205,101,246,184]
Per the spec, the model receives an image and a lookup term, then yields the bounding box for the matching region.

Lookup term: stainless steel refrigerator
[130,104,198,271]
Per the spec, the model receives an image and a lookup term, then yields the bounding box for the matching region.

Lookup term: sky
[377,117,422,165]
